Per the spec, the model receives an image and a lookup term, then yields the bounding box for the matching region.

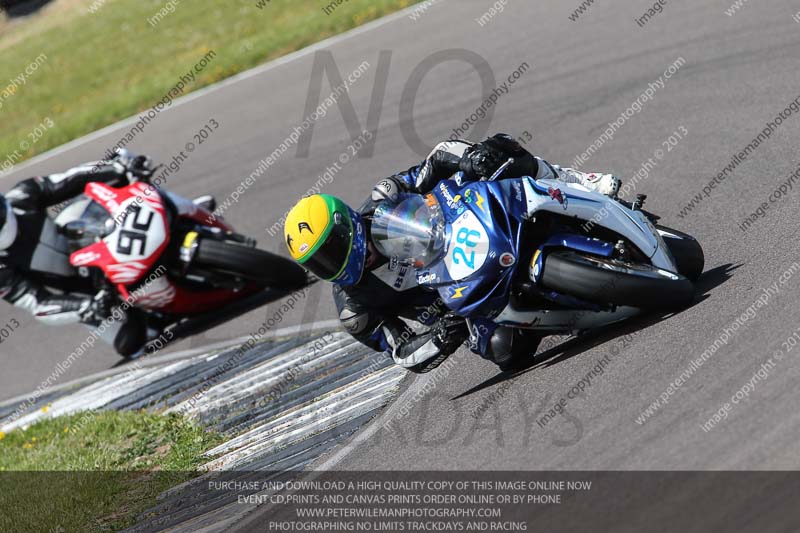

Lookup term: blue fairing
[541,233,614,257]
[413,179,528,318]
[415,177,615,320]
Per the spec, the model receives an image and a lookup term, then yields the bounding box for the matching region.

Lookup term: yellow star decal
[474,191,486,212]
[451,286,468,299]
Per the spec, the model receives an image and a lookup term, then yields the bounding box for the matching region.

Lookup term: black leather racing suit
[0,160,146,355]
[333,135,557,372]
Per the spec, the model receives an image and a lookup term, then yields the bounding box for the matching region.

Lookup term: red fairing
[547,186,566,206]
[69,182,254,315]
[71,182,170,285]
[125,269,259,314]
[167,191,233,232]
[182,206,233,233]
[142,283,260,315]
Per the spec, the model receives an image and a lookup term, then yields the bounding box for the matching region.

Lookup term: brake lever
[615,196,661,223]
[146,163,164,181]
[131,163,162,184]
[486,158,515,181]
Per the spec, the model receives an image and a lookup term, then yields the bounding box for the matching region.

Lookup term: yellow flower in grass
[0,431,5,441]
[23,443,33,449]
[41,405,49,413]
[63,427,69,433]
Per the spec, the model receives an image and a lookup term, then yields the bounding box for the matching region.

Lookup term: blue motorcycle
[371,170,704,361]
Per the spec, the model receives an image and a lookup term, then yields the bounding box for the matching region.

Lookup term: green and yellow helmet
[284,194,367,286]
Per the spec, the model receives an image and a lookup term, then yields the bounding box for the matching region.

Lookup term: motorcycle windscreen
[371,193,445,268]
[55,198,116,253]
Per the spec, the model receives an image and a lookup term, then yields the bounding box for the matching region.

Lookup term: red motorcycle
[55,173,308,356]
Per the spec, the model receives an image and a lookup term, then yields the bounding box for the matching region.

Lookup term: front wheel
[657,225,705,282]
[194,238,308,288]
[541,251,695,309]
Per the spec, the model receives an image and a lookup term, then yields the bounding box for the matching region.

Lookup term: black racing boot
[488,327,542,371]
[113,313,149,358]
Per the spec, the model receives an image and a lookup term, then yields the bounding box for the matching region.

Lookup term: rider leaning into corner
[284,134,622,373]
[0,151,214,357]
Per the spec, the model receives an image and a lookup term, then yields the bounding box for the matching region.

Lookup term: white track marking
[0,2,446,183]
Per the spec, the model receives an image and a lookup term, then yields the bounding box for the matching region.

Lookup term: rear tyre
[194,238,308,288]
[657,225,705,282]
[541,250,695,309]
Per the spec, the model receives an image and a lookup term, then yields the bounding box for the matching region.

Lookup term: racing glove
[460,144,507,180]
[112,149,155,181]
[459,133,538,181]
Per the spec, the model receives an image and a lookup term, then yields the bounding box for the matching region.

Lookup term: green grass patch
[0,410,223,532]
[0,0,418,167]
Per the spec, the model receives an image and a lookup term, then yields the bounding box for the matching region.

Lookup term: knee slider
[339,308,370,335]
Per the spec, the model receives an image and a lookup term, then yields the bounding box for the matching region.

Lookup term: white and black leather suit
[0,158,147,355]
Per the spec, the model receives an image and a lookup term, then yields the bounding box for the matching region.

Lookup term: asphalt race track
[3,0,800,474]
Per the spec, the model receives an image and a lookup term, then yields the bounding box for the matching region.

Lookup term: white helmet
[0,197,18,250]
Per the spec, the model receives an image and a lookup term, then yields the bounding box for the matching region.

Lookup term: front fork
[465,317,499,359]
[528,233,614,285]
[176,226,256,274]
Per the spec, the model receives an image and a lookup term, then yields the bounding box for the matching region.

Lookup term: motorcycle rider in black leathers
[285,134,621,372]
[0,151,181,356]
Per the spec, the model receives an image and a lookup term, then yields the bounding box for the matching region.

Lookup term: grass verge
[0,410,222,532]
[0,0,418,169]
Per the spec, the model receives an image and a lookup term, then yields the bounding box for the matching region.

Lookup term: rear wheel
[657,225,705,281]
[541,250,695,309]
[194,238,308,288]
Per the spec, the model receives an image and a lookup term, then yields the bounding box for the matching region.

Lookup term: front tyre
[541,251,695,309]
[657,225,705,282]
[194,239,308,289]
